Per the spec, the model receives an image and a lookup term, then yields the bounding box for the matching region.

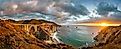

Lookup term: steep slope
[0,19,74,49]
[84,26,121,49]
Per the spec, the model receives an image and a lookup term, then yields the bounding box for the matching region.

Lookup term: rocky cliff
[0,19,74,49]
[84,26,121,49]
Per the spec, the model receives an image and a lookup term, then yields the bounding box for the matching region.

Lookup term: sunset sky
[0,0,121,47]
[0,0,121,24]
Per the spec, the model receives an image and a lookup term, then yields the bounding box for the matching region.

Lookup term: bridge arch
[29,25,38,32]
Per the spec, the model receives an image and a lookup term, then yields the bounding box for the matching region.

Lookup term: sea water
[56,25,102,47]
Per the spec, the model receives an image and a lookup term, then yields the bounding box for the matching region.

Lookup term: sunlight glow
[100,22,109,26]
[99,22,121,26]
[60,22,121,26]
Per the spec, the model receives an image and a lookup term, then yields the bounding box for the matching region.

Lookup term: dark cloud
[59,4,90,16]
[0,0,121,23]
[0,1,112,22]
[96,2,120,16]
[0,0,89,19]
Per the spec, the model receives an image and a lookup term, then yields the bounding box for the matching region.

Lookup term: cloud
[59,3,90,16]
[109,12,121,20]
[0,0,90,18]
[96,2,120,16]
[1,0,121,24]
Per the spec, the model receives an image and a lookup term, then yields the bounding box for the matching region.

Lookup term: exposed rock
[84,26,121,49]
[0,19,75,49]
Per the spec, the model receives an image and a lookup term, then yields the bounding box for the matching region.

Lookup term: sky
[72,0,121,9]
[0,0,121,23]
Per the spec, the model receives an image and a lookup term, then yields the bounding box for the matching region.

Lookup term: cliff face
[0,19,74,49]
[84,26,121,49]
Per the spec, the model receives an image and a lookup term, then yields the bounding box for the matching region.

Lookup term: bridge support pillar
[24,25,29,32]
[33,25,38,32]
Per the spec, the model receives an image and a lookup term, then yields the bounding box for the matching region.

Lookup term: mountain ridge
[83,26,121,49]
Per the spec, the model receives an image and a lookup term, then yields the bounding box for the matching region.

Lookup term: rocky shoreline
[0,19,121,49]
[83,26,121,49]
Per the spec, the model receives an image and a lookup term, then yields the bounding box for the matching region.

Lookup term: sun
[100,22,109,26]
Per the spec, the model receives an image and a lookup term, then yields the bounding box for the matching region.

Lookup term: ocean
[56,25,102,47]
